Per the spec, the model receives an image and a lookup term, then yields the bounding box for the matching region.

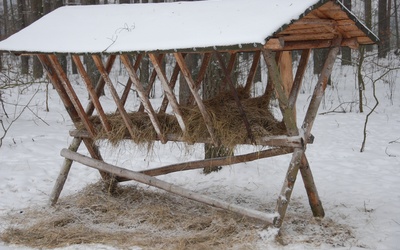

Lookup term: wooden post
[61,148,278,224]
[271,46,340,227]
[38,55,116,205]
[49,137,81,206]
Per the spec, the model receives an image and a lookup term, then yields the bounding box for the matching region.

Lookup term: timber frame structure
[0,0,378,228]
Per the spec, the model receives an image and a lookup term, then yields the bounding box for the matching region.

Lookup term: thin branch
[0,89,39,148]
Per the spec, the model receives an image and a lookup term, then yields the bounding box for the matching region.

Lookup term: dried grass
[0,182,262,249]
[79,88,285,148]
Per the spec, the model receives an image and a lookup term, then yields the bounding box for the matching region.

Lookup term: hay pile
[0,182,262,249]
[79,88,286,147]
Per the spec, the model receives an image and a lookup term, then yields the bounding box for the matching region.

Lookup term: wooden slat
[148,53,187,134]
[138,54,164,112]
[92,54,137,140]
[174,52,218,145]
[159,56,183,113]
[86,55,116,115]
[215,51,255,143]
[244,51,261,93]
[120,54,143,107]
[72,55,111,133]
[280,33,337,42]
[288,49,311,109]
[48,54,97,138]
[119,54,167,144]
[195,53,212,90]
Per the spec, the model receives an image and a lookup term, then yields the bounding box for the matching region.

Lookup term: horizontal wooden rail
[61,148,278,224]
[69,129,311,147]
[139,147,294,177]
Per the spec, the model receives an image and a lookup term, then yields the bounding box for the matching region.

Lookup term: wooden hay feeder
[0,0,378,228]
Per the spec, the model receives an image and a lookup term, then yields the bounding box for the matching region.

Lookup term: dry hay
[79,88,286,148]
[0,183,361,249]
[0,182,263,250]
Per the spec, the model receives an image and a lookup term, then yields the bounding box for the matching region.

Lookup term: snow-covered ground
[0,53,399,249]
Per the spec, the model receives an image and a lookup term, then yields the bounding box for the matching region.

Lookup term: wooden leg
[300,154,325,217]
[274,148,304,227]
[49,137,82,206]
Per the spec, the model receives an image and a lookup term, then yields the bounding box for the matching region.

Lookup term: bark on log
[140,147,294,177]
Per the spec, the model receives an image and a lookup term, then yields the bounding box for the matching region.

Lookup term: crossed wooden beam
[37,41,340,228]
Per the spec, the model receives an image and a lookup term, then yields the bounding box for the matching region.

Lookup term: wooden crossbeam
[72,55,111,133]
[48,55,97,138]
[92,55,138,140]
[120,54,167,144]
[174,52,218,145]
[140,148,293,177]
[70,129,308,148]
[61,148,278,224]
[148,53,187,135]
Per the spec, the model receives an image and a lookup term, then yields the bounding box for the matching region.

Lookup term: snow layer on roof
[0,0,320,54]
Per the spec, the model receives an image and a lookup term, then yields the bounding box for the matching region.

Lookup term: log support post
[38,55,117,206]
[263,45,339,228]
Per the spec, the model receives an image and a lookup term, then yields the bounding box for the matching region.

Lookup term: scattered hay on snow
[0,182,261,249]
[0,183,359,249]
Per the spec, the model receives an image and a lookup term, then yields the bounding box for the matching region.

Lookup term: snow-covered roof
[0,0,378,54]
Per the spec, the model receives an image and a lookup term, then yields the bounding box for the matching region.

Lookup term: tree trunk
[202,54,235,174]
[179,54,199,106]
[378,0,390,58]
[341,0,352,65]
[17,0,29,74]
[365,0,373,52]
[31,0,44,79]
[140,55,150,96]
[395,0,400,49]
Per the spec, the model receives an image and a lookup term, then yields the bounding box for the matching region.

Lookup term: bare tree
[341,0,352,65]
